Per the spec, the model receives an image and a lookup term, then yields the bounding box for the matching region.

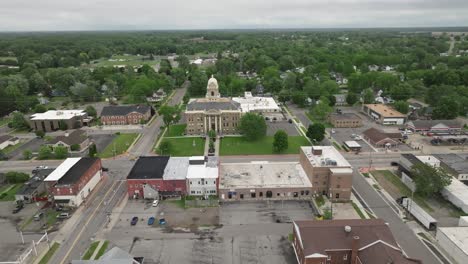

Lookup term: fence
[0,231,50,264]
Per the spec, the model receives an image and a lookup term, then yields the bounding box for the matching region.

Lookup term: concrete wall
[218,187,312,201]
[436,228,468,264]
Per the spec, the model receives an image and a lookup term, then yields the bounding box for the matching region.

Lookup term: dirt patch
[371,171,401,199]
[158,201,220,230]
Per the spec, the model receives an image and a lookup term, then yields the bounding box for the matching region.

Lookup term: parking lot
[89,134,115,153]
[105,200,314,264]
[267,120,299,136]
[329,127,375,152]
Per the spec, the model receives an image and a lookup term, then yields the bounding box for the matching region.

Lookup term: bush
[34,105,47,113]
[54,146,69,159]
[23,149,33,160]
[38,146,53,160]
[35,130,45,138]
[70,144,80,151]
[6,171,30,183]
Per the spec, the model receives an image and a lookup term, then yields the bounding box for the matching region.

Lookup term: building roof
[344,141,361,148]
[231,93,280,113]
[363,128,402,143]
[101,105,151,117]
[301,146,352,167]
[219,162,311,189]
[442,178,468,203]
[186,99,241,111]
[0,134,14,144]
[55,158,100,185]
[48,130,88,146]
[329,113,361,121]
[44,158,82,182]
[163,157,189,180]
[294,219,420,264]
[16,169,54,196]
[407,120,461,129]
[437,227,468,257]
[433,154,468,175]
[127,156,170,180]
[30,110,86,120]
[364,104,406,118]
[187,157,218,179]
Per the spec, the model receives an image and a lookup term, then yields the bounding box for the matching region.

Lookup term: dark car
[390,162,399,166]
[148,216,155,225]
[102,167,109,172]
[288,119,293,124]
[131,216,139,226]
[12,203,24,214]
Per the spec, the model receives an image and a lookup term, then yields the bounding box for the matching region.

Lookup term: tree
[158,140,171,155]
[58,120,68,130]
[208,139,215,153]
[362,88,374,104]
[327,95,336,106]
[54,146,68,159]
[291,91,307,107]
[273,130,288,153]
[411,163,452,198]
[306,123,326,142]
[5,172,30,183]
[311,99,333,121]
[38,146,53,160]
[393,101,409,114]
[88,144,97,157]
[23,149,33,160]
[278,90,291,104]
[432,97,459,119]
[158,105,180,130]
[208,130,216,139]
[238,113,267,141]
[34,104,47,113]
[35,130,45,138]
[11,112,29,130]
[346,92,358,105]
[85,105,97,117]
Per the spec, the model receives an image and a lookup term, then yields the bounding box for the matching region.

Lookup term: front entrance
[211,123,216,131]
[266,191,273,198]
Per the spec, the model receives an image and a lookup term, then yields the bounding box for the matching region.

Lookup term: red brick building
[44,157,103,207]
[292,219,421,264]
[127,156,188,199]
[100,105,152,125]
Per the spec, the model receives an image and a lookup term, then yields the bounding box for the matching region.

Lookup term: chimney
[312,147,322,156]
[351,236,360,264]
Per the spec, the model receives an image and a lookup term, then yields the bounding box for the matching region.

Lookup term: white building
[186,156,218,197]
[0,135,19,150]
[232,92,280,113]
[436,224,468,264]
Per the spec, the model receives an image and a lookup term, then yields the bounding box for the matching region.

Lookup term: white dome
[208,75,218,87]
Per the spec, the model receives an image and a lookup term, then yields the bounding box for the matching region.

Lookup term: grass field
[92,55,158,67]
[95,240,109,259]
[82,241,100,260]
[0,184,23,201]
[2,140,25,154]
[0,56,17,61]
[220,136,310,155]
[98,133,139,158]
[166,124,187,137]
[38,242,60,264]
[159,137,205,156]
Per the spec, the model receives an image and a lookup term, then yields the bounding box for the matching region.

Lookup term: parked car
[159,218,166,225]
[33,212,44,221]
[131,216,139,225]
[390,162,399,166]
[288,119,293,124]
[12,203,24,214]
[56,213,70,219]
[102,167,109,172]
[148,216,155,225]
[152,200,159,207]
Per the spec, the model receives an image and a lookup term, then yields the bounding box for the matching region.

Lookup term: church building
[185,76,242,135]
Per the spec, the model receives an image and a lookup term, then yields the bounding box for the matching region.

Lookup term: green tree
[208,130,216,139]
[411,163,452,198]
[158,105,181,130]
[11,112,29,130]
[306,123,326,142]
[23,149,33,160]
[85,105,97,117]
[346,92,358,105]
[158,140,172,155]
[35,130,45,138]
[54,146,69,159]
[393,101,409,114]
[311,99,333,121]
[38,146,53,160]
[70,144,80,151]
[432,97,459,119]
[34,104,47,113]
[273,130,288,153]
[291,91,307,107]
[362,88,375,104]
[58,120,68,130]
[238,113,266,141]
[88,144,97,157]
[5,172,30,183]
[278,90,291,104]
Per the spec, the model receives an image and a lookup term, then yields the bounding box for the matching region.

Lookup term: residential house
[362,127,403,148]
[47,130,89,151]
[0,135,19,150]
[292,219,422,264]
[44,157,103,207]
[146,88,167,103]
[101,105,152,125]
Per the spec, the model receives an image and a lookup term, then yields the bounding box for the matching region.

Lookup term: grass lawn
[98,133,139,158]
[371,170,433,212]
[0,117,11,127]
[3,140,25,154]
[46,210,60,227]
[38,242,60,264]
[0,56,17,61]
[352,202,366,219]
[95,240,109,259]
[220,136,310,155]
[82,241,100,260]
[159,137,205,156]
[305,112,333,128]
[166,124,187,137]
[0,184,23,201]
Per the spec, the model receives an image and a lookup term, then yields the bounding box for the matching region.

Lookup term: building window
[191,191,195,194]
[343,254,348,260]
[336,193,340,199]
[190,181,192,185]
[336,184,340,188]
[327,255,331,261]
[305,190,309,195]
[213,181,216,184]
[301,191,304,195]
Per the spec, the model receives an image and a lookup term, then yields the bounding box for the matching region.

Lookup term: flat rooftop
[163,157,189,180]
[365,104,406,118]
[438,227,468,256]
[301,146,351,167]
[329,113,361,120]
[344,141,361,148]
[45,158,81,182]
[443,178,468,201]
[31,110,86,120]
[232,93,280,113]
[127,156,170,180]
[219,162,312,189]
[434,154,468,174]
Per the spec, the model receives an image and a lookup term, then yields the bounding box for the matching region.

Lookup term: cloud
[0,0,467,31]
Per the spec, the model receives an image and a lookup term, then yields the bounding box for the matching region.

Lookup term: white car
[152,200,159,207]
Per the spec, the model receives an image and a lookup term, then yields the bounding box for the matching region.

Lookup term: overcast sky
[1,0,467,31]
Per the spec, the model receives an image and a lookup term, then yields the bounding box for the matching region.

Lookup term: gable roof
[407,120,461,129]
[44,158,100,185]
[294,219,421,264]
[363,128,402,143]
[101,105,151,117]
[48,130,88,146]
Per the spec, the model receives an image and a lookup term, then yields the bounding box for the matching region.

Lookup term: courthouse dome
[207,75,218,89]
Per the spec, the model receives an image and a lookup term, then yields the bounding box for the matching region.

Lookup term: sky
[1,0,468,31]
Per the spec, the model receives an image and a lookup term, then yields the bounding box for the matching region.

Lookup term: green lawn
[95,240,109,259]
[91,55,158,67]
[46,210,60,227]
[159,137,205,156]
[2,140,25,154]
[305,112,333,128]
[166,124,187,137]
[0,184,23,201]
[0,117,11,127]
[38,242,60,264]
[220,136,310,155]
[0,56,17,61]
[98,133,139,158]
[371,170,433,212]
[82,241,100,260]
[352,202,366,219]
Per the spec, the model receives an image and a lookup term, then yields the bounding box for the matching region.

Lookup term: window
[190,181,192,185]
[336,184,340,188]
[301,191,304,196]
[327,255,331,260]
[336,193,340,199]
[213,181,216,184]
[191,191,195,194]
[343,254,348,260]
[305,190,310,195]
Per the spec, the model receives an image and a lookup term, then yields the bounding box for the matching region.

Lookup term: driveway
[267,120,299,136]
[7,138,45,161]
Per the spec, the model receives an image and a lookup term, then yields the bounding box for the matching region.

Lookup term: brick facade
[101,111,151,125]
[127,178,187,198]
[48,159,102,196]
